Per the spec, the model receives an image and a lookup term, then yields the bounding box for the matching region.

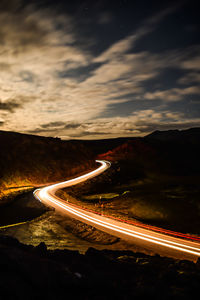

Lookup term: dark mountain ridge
[146,127,200,143]
[98,127,200,176]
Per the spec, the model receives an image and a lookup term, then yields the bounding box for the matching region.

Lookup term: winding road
[34,160,200,260]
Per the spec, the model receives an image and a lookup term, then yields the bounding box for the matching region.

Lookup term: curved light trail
[34,160,200,260]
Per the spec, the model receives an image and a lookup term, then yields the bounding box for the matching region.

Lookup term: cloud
[27,121,82,136]
[41,121,66,129]
[178,72,200,85]
[180,55,200,71]
[0,100,21,112]
[144,86,200,102]
[27,128,53,135]
[64,123,81,129]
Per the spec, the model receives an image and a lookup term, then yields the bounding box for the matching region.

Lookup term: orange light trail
[34,160,200,259]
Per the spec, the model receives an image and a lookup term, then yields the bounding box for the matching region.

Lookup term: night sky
[0,0,199,139]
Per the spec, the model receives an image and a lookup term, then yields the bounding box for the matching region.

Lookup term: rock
[35,242,47,255]
[1,235,200,299]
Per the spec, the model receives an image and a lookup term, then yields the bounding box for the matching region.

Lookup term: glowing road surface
[34,160,200,260]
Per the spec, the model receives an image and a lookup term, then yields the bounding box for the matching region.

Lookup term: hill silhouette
[146,127,200,143]
[98,127,200,177]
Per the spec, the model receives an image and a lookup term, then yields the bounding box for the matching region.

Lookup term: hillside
[146,127,200,143]
[0,130,95,204]
[98,128,200,177]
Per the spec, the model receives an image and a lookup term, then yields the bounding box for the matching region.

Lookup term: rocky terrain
[1,235,200,300]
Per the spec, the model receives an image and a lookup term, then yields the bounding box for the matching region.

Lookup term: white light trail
[34,160,200,258]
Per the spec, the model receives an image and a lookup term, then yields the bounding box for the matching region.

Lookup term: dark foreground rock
[1,235,200,300]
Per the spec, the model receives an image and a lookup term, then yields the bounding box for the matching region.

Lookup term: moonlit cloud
[144,86,200,102]
[0,100,21,112]
[180,55,200,71]
[0,0,199,138]
[178,72,200,85]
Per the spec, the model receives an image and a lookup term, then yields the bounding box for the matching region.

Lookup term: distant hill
[98,127,200,177]
[146,127,200,143]
[98,138,155,161]
[74,137,136,156]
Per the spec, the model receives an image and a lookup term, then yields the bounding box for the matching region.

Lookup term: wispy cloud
[0,100,21,112]
[178,72,200,85]
[144,86,200,102]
